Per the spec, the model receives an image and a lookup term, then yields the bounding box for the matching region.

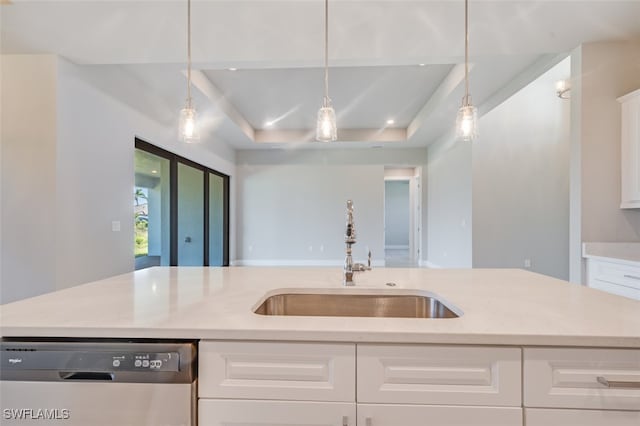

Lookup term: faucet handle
[368,250,372,268]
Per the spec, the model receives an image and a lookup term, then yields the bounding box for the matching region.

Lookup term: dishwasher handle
[59,371,115,381]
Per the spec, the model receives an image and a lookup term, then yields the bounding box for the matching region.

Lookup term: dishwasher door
[0,340,196,426]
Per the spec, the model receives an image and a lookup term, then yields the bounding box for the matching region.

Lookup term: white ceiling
[2,1,640,150]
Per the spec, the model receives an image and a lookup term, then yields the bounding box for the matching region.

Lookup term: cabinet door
[620,90,640,209]
[199,399,356,426]
[526,408,640,426]
[358,404,522,426]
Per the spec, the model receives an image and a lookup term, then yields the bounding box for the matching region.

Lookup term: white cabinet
[358,404,522,426]
[618,88,640,209]
[585,258,640,301]
[199,341,355,401]
[199,400,356,426]
[525,408,640,426]
[199,342,640,426]
[357,344,521,406]
[524,348,640,411]
[199,341,523,426]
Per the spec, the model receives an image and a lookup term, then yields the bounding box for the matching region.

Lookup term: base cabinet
[585,258,640,301]
[198,341,640,426]
[525,408,640,426]
[358,404,522,426]
[199,399,356,426]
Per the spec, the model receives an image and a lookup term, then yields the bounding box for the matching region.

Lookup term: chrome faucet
[343,200,371,286]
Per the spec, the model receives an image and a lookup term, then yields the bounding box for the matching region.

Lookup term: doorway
[384,167,421,267]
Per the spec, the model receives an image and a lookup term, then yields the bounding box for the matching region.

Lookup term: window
[134,138,229,269]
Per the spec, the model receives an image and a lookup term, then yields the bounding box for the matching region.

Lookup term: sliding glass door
[134,149,171,269]
[134,139,229,269]
[177,163,205,265]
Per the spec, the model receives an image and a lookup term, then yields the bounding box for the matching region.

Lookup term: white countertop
[1,267,639,348]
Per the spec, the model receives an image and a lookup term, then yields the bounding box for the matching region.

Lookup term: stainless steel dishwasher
[0,340,196,425]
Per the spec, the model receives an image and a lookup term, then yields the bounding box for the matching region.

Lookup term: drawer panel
[589,260,640,290]
[526,408,640,426]
[199,399,356,426]
[359,404,522,426]
[199,341,355,401]
[524,348,640,410]
[357,344,521,406]
[590,278,640,301]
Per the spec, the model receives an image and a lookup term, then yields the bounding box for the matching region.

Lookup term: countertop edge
[2,327,639,349]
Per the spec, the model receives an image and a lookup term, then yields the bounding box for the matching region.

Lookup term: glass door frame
[135,138,230,266]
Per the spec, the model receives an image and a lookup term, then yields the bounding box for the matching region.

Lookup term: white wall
[1,55,236,303]
[426,58,571,278]
[235,148,428,265]
[426,138,473,268]
[570,42,640,283]
[472,58,571,280]
[1,55,58,303]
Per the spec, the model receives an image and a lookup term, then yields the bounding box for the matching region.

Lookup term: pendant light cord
[464,0,469,105]
[187,0,192,108]
[324,0,330,105]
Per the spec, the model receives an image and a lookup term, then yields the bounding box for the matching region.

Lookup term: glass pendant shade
[179,105,200,143]
[456,102,478,141]
[316,101,337,142]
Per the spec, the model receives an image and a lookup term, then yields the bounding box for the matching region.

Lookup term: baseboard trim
[424,260,442,268]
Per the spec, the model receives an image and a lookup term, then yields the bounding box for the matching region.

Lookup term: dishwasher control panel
[2,349,181,373]
[1,341,196,384]
[111,352,180,371]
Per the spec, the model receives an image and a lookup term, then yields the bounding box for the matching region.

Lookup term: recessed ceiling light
[265,120,274,127]
[386,119,395,125]
[228,67,238,71]
[151,170,158,174]
[418,63,426,67]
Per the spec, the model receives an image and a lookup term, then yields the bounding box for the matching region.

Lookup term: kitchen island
[1,266,639,346]
[2,267,639,426]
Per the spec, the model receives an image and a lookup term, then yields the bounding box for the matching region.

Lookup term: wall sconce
[556,80,571,99]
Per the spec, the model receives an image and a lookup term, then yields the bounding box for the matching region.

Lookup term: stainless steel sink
[254,291,460,318]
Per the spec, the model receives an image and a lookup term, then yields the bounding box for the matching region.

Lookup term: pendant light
[456,0,478,141]
[179,0,200,143]
[316,0,337,142]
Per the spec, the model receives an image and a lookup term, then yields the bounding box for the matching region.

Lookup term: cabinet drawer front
[589,279,640,301]
[199,399,356,426]
[358,404,522,426]
[357,345,521,406]
[199,341,355,401]
[524,348,640,410]
[526,408,640,426]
